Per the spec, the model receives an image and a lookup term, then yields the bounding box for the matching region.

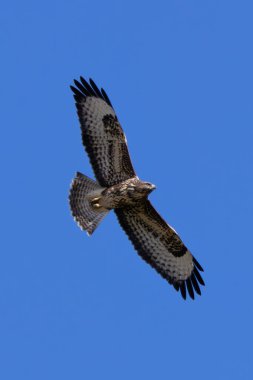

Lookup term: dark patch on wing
[102,114,124,138]
[143,201,189,257]
[107,140,114,164]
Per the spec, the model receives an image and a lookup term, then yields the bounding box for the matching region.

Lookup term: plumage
[180,282,187,300]
[69,77,205,300]
[191,272,201,295]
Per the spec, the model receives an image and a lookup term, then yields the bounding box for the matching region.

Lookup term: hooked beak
[146,183,156,192]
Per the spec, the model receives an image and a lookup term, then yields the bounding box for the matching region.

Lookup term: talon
[93,203,101,209]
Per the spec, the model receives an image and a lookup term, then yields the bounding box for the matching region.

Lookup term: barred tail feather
[69,172,109,235]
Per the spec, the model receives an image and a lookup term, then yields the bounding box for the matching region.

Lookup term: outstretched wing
[115,201,205,300]
[70,78,136,187]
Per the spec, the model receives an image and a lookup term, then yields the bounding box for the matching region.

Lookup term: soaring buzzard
[69,77,205,300]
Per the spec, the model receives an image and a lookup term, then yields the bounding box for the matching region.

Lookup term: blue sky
[1,1,253,379]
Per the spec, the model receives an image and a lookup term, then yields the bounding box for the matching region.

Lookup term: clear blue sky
[1,1,253,379]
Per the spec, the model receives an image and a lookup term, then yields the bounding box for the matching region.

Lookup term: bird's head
[127,180,156,199]
[134,181,156,196]
[143,182,156,193]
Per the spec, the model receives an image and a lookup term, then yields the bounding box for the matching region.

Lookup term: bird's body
[96,178,155,209]
[69,77,205,300]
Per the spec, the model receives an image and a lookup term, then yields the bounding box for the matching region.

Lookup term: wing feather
[115,200,204,300]
[71,78,136,187]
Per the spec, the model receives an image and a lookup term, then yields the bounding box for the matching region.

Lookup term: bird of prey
[69,77,205,300]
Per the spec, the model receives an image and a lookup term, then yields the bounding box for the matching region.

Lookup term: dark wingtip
[70,76,113,108]
[70,84,79,94]
[193,266,205,286]
[193,257,204,272]
[80,76,90,89]
[101,87,113,108]
[73,79,89,97]
[173,255,205,300]
[191,272,201,295]
[70,85,85,101]
[180,282,187,300]
[173,282,180,292]
[89,78,103,98]
[186,278,195,300]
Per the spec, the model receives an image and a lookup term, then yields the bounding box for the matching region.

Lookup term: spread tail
[69,172,109,235]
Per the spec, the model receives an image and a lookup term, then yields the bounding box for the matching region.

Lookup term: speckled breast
[100,177,146,209]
